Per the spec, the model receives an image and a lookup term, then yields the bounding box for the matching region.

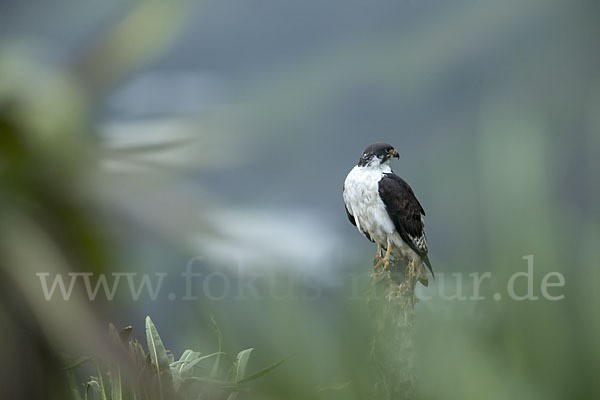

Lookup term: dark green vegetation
[65,317,284,400]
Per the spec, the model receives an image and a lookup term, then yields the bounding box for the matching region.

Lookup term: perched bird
[343,142,433,285]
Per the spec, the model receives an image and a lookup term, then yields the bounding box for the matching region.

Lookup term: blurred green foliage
[65,317,283,400]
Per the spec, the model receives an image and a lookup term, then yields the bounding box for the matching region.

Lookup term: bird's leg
[373,243,383,267]
[382,239,392,270]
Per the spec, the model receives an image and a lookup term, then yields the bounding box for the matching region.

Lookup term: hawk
[343,142,433,285]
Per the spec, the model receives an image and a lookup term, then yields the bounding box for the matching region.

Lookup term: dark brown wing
[378,173,433,275]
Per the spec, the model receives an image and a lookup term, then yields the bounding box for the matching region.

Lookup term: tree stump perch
[368,256,419,400]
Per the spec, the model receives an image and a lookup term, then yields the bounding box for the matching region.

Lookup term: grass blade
[233,349,253,384]
[95,362,108,400]
[237,358,287,384]
[145,316,173,400]
[107,323,124,400]
[209,314,223,379]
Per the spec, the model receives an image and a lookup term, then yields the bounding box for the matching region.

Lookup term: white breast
[343,165,397,246]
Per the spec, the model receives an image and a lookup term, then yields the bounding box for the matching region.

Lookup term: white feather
[343,163,415,259]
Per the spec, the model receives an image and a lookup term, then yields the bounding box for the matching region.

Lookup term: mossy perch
[368,255,419,400]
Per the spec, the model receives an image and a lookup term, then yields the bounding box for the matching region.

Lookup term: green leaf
[209,314,223,379]
[236,358,287,384]
[233,348,253,384]
[129,340,147,367]
[109,369,123,400]
[86,379,104,400]
[119,326,133,344]
[95,363,108,400]
[172,351,224,376]
[173,350,199,374]
[106,324,124,400]
[108,323,124,349]
[171,366,184,393]
[188,352,222,372]
[145,316,173,400]
[170,350,198,392]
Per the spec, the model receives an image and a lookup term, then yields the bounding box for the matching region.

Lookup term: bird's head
[358,142,399,167]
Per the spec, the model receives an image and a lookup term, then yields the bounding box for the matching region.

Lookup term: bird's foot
[382,257,391,270]
[373,255,383,268]
[374,255,392,270]
[374,242,393,271]
[373,244,384,268]
[381,241,392,270]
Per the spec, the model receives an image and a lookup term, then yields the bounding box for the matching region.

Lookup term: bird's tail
[422,254,434,280]
[416,256,433,287]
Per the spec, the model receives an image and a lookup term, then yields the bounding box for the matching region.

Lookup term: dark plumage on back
[378,173,433,276]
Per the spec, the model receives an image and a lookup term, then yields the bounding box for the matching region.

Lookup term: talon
[373,243,383,267]
[382,258,390,270]
[381,239,392,270]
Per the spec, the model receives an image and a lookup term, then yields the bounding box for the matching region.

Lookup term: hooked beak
[390,149,399,159]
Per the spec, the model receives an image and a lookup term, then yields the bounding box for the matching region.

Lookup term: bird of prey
[343,142,433,285]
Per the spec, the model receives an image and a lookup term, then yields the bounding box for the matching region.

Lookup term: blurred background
[1,0,599,399]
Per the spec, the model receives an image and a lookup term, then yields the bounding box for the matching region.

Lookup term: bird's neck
[358,163,392,174]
